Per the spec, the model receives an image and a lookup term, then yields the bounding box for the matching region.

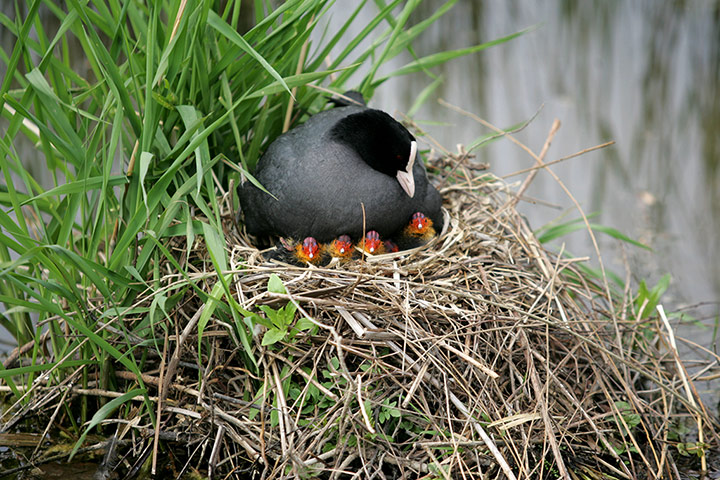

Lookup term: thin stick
[657,304,707,472]
[282,15,313,132]
[356,374,376,434]
[501,140,615,179]
[152,325,169,475]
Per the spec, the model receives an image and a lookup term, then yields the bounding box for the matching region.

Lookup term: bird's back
[239,105,443,241]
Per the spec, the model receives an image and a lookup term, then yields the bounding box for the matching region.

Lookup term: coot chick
[269,237,326,266]
[238,97,443,242]
[383,239,400,253]
[359,230,385,255]
[325,235,354,261]
[396,211,437,250]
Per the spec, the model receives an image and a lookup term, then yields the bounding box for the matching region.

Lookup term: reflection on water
[362,1,720,342]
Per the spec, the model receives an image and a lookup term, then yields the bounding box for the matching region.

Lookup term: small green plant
[377,397,401,424]
[676,441,710,458]
[667,418,709,458]
[245,274,316,346]
[608,401,641,455]
[634,273,671,319]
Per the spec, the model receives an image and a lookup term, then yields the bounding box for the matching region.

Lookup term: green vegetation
[0,0,521,475]
[2,2,708,478]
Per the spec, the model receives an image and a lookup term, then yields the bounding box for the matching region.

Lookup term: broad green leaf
[262,327,287,346]
[245,68,352,100]
[295,317,315,332]
[207,10,292,98]
[201,222,228,273]
[21,175,129,205]
[268,274,286,294]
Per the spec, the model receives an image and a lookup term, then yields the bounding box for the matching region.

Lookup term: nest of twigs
[3,134,718,479]
[186,148,716,478]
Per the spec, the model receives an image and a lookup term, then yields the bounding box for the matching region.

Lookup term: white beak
[396,140,417,198]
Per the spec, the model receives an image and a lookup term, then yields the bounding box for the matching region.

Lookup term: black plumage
[238,99,443,243]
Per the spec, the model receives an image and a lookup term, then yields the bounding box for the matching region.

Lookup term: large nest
[3,131,717,480]
[174,148,717,477]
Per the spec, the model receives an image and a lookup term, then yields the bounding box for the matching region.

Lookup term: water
[350,0,720,351]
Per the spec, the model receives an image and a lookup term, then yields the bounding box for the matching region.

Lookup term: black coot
[238,96,443,242]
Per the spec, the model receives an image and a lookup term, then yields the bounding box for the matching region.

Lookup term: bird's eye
[396,154,403,160]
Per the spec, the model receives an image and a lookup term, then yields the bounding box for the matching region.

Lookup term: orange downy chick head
[362,230,384,254]
[407,212,433,236]
[329,235,353,258]
[295,237,320,263]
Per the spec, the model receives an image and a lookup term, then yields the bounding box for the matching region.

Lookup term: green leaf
[259,305,283,329]
[207,10,292,98]
[70,388,146,459]
[262,327,287,346]
[201,222,228,273]
[635,274,671,319]
[245,68,351,100]
[373,28,532,87]
[295,317,315,331]
[614,401,641,431]
[138,152,153,209]
[198,277,228,340]
[408,75,444,117]
[268,274,286,294]
[247,313,271,330]
[536,215,650,251]
[0,359,94,379]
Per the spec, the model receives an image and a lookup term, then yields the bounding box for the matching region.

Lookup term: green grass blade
[207,9,293,98]
[69,387,147,459]
[372,28,531,88]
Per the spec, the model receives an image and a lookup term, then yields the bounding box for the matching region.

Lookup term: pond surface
[329,0,720,358]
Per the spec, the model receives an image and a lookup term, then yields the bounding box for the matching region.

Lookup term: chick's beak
[396,140,417,198]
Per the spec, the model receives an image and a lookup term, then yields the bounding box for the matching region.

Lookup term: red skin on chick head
[328,235,353,258]
[295,237,321,264]
[361,230,385,254]
[409,212,432,234]
[402,212,436,242]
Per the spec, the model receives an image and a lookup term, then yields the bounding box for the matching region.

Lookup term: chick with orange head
[294,237,323,264]
[270,236,326,266]
[359,230,385,255]
[397,212,436,250]
[325,234,354,261]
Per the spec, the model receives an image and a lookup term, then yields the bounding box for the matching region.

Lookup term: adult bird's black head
[329,110,417,197]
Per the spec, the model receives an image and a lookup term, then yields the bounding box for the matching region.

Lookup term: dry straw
[3,116,717,480]
[210,115,716,478]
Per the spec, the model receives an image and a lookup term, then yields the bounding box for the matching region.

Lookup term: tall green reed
[0,0,520,435]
